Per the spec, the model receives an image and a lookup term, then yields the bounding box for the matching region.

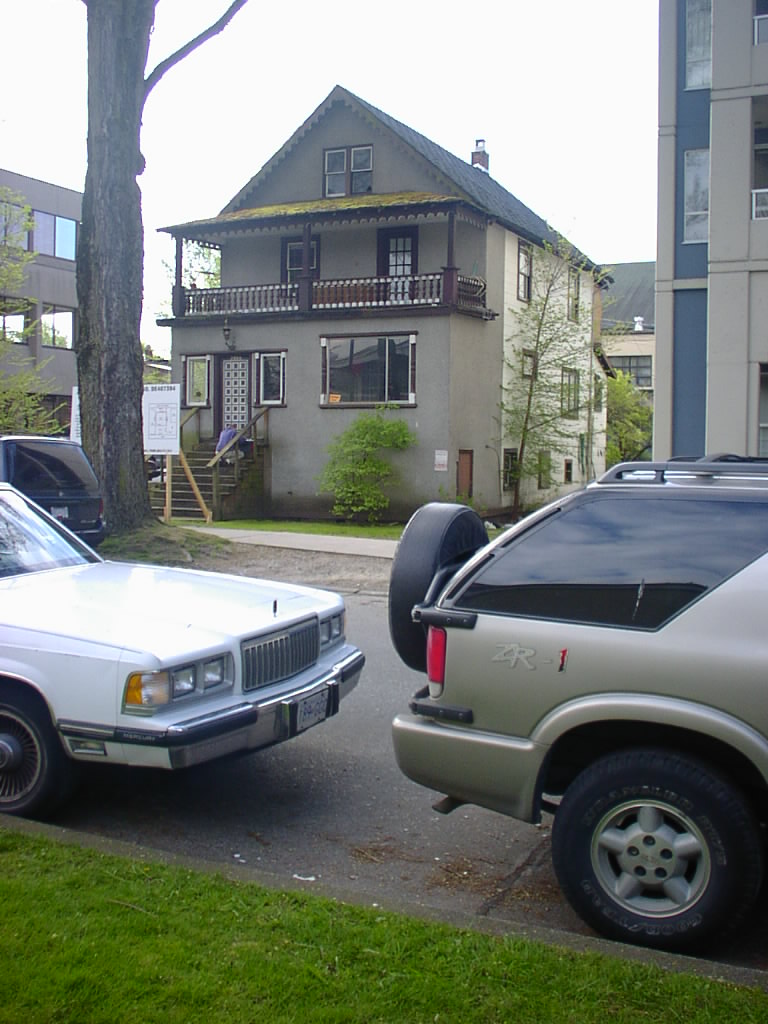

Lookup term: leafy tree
[0,188,64,435]
[76,0,249,533]
[501,236,605,517]
[317,409,417,522]
[606,370,653,466]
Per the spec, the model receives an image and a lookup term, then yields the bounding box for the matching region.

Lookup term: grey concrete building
[160,86,606,520]
[0,168,81,424]
[656,0,768,457]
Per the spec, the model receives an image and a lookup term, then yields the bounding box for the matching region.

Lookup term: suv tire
[0,686,75,817]
[551,748,764,952]
[389,503,487,671]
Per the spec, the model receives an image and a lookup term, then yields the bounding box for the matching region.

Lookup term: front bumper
[60,647,364,770]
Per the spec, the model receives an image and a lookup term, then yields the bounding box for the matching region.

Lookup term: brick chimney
[471,139,489,173]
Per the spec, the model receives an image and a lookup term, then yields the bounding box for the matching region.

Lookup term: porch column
[172,234,186,317]
[297,221,313,312]
[442,210,458,305]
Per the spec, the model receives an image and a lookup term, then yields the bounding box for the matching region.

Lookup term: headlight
[203,657,227,689]
[319,611,345,649]
[171,665,196,698]
[124,671,172,711]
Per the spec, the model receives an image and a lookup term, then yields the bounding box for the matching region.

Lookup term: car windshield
[0,489,98,577]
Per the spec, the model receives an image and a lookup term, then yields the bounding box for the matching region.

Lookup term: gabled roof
[218,86,594,265]
[601,261,656,332]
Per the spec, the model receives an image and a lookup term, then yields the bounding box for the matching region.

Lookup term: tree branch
[143,0,250,102]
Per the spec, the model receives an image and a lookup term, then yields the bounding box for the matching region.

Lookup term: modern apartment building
[656,0,768,457]
[0,168,81,423]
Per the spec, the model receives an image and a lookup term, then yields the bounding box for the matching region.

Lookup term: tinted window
[5,441,98,496]
[458,496,768,629]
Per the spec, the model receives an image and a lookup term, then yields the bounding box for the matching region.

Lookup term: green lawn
[1,828,766,1023]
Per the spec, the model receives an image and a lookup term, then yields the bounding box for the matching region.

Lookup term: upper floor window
[686,0,712,89]
[321,333,415,405]
[0,202,30,249]
[522,348,537,379]
[324,145,373,197]
[0,304,27,343]
[567,267,580,321]
[755,0,768,45]
[561,367,580,417]
[502,448,518,491]
[33,210,77,260]
[611,355,653,389]
[282,237,319,283]
[41,306,74,349]
[517,240,532,302]
[684,148,709,242]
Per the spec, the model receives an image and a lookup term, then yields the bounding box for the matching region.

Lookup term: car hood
[1,561,339,659]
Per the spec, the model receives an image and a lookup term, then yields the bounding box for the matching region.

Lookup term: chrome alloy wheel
[590,799,711,917]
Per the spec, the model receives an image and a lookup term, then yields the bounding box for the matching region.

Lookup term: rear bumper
[391,709,545,823]
[60,647,364,769]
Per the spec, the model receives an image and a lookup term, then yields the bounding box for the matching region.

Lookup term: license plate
[294,688,329,733]
[51,506,69,520]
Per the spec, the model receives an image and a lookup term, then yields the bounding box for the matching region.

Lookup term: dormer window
[324,146,373,197]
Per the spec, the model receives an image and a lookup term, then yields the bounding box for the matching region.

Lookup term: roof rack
[599,457,768,485]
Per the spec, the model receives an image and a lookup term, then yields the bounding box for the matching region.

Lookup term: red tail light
[426,626,446,689]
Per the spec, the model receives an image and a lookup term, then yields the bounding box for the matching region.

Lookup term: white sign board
[69,386,81,443]
[143,384,180,456]
[434,449,449,472]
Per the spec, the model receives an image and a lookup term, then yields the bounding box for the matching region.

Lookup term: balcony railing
[178,270,490,319]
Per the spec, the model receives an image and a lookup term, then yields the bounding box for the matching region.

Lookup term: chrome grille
[241,617,319,692]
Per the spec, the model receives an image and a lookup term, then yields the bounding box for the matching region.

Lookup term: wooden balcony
[176,270,492,320]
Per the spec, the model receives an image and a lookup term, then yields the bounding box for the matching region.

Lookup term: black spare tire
[388,503,488,671]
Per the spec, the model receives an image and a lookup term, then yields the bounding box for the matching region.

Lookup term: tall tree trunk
[76,0,156,532]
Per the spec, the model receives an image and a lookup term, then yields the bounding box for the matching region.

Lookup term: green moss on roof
[162,192,461,234]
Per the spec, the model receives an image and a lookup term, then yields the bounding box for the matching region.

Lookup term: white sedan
[0,483,364,816]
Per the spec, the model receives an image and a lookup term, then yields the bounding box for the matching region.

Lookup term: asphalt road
[22,587,768,989]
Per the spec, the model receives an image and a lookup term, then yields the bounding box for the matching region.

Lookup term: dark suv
[388,460,768,952]
[0,436,105,546]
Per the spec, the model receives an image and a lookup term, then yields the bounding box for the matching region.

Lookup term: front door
[457,449,473,499]
[221,356,249,430]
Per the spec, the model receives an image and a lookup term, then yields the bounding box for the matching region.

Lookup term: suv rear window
[5,440,98,496]
[457,495,768,629]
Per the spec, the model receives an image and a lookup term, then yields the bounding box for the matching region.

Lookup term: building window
[686,0,712,89]
[593,374,604,411]
[759,366,768,456]
[610,355,653,389]
[321,333,415,405]
[254,351,285,405]
[282,237,319,284]
[502,448,518,491]
[517,240,532,302]
[185,355,210,406]
[41,306,74,348]
[522,348,537,379]
[377,227,418,302]
[0,300,28,343]
[32,210,77,260]
[684,148,709,242]
[756,0,768,44]
[0,202,30,248]
[753,100,768,217]
[564,459,573,484]
[324,146,373,197]
[567,267,580,321]
[561,367,580,417]
[537,450,552,489]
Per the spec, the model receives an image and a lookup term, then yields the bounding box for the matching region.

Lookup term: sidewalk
[181,525,398,560]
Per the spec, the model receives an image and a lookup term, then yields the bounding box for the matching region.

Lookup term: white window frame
[320,333,416,406]
[185,355,210,407]
[255,351,286,406]
[684,148,710,243]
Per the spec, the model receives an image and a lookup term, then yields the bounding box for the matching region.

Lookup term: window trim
[320,332,416,407]
[281,236,320,284]
[561,366,580,417]
[567,267,580,321]
[376,226,418,278]
[254,351,286,406]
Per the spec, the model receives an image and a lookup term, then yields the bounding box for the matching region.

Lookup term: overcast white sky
[2,0,659,354]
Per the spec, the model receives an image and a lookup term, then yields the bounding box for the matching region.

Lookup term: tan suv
[388,460,768,952]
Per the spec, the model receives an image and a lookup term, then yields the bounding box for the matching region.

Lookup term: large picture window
[41,306,74,348]
[322,334,415,405]
[33,210,77,260]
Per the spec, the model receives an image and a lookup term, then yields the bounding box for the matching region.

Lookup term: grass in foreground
[1,829,766,1024]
